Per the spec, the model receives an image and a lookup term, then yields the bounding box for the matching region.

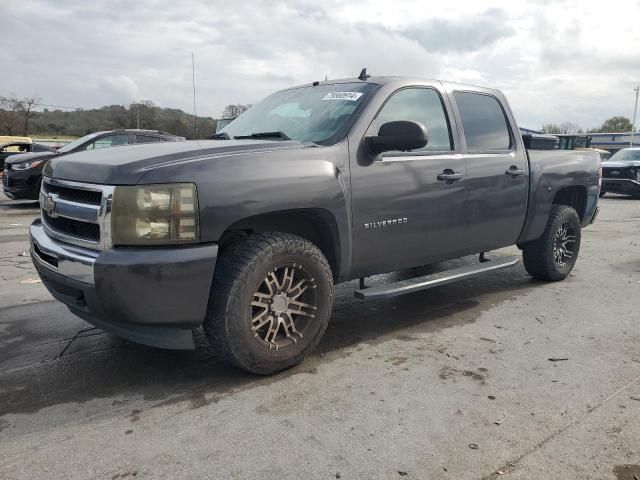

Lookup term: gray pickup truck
[29,74,601,374]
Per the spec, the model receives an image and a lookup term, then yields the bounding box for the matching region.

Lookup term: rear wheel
[204,232,334,374]
[522,205,581,281]
[599,190,606,198]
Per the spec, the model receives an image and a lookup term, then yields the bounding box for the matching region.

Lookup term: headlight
[12,160,44,170]
[111,183,199,245]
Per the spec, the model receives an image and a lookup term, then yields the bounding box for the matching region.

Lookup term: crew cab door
[450,90,528,251]
[349,85,467,277]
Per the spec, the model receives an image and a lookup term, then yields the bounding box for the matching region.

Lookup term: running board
[354,255,519,300]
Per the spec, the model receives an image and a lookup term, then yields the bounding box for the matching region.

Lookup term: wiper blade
[210,132,230,139]
[234,131,291,141]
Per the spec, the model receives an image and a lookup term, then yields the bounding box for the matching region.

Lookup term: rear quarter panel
[518,149,600,243]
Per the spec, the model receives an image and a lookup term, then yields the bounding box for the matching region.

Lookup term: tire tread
[204,232,333,374]
[522,205,581,281]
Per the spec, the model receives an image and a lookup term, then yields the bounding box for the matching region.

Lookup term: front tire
[204,232,334,375]
[522,205,581,281]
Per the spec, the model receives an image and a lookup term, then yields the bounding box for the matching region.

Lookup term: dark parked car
[600,148,640,197]
[0,141,55,170]
[2,129,185,200]
[30,76,600,374]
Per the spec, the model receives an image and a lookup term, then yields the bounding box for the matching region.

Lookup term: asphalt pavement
[0,192,638,479]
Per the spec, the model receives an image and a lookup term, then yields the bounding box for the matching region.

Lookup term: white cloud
[99,76,140,104]
[1,0,639,130]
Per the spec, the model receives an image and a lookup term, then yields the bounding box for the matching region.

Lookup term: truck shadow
[0,200,39,210]
[0,258,537,416]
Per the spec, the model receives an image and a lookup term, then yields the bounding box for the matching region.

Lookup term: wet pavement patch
[614,464,640,480]
[438,366,488,384]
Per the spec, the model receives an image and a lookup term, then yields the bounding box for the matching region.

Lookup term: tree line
[0,94,253,139]
[1,93,634,139]
[540,116,635,135]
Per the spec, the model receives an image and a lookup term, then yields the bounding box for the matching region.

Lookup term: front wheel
[204,232,334,375]
[522,205,581,281]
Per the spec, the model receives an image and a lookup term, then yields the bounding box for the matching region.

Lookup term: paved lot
[0,192,638,480]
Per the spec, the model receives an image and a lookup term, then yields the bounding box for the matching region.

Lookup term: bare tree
[21,96,40,135]
[222,104,251,118]
[0,94,23,135]
[540,122,581,134]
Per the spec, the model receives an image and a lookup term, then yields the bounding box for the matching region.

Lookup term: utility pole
[192,53,198,140]
[631,85,639,148]
[136,105,140,129]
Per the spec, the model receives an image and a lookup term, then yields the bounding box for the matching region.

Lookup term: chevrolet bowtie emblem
[42,194,56,216]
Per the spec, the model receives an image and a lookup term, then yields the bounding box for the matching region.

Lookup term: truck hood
[43,139,306,185]
[6,151,58,165]
[602,161,640,168]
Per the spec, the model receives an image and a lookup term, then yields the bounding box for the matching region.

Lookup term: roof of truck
[283,75,500,95]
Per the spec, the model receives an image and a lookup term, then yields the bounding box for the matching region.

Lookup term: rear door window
[454,92,511,153]
[135,135,165,144]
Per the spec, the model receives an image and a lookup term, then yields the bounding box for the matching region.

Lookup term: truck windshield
[605,149,640,162]
[220,83,376,145]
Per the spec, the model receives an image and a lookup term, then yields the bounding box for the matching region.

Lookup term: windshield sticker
[322,92,363,101]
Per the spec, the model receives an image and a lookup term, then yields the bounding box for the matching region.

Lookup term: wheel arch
[552,185,588,222]
[218,208,342,281]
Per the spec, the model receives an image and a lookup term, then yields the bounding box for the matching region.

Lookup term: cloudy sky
[3,0,640,129]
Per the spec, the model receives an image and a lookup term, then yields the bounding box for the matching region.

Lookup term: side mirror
[364,120,428,155]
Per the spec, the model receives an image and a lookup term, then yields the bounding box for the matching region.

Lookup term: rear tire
[522,205,581,281]
[599,191,606,198]
[204,232,334,375]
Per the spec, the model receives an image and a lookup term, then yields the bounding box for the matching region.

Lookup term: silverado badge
[364,218,408,230]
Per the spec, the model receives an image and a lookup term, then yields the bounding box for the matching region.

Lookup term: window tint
[135,135,165,144]
[85,134,129,150]
[454,92,511,152]
[33,144,51,152]
[367,88,452,152]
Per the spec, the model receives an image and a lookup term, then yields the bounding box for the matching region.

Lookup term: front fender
[139,142,352,278]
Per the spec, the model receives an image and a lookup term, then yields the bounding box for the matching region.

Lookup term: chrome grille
[40,177,115,250]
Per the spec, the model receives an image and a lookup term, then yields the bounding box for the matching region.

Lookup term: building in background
[588,132,640,154]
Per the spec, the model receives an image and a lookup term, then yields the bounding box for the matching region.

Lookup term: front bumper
[602,178,640,196]
[2,169,41,200]
[30,220,218,349]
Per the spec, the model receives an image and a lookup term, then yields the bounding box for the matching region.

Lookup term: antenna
[631,85,639,147]
[192,53,198,140]
[358,68,370,81]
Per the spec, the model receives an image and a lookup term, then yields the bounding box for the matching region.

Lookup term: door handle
[437,170,463,182]
[505,166,525,177]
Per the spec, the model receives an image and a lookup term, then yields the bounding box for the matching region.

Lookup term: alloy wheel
[553,222,576,268]
[251,264,318,350]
